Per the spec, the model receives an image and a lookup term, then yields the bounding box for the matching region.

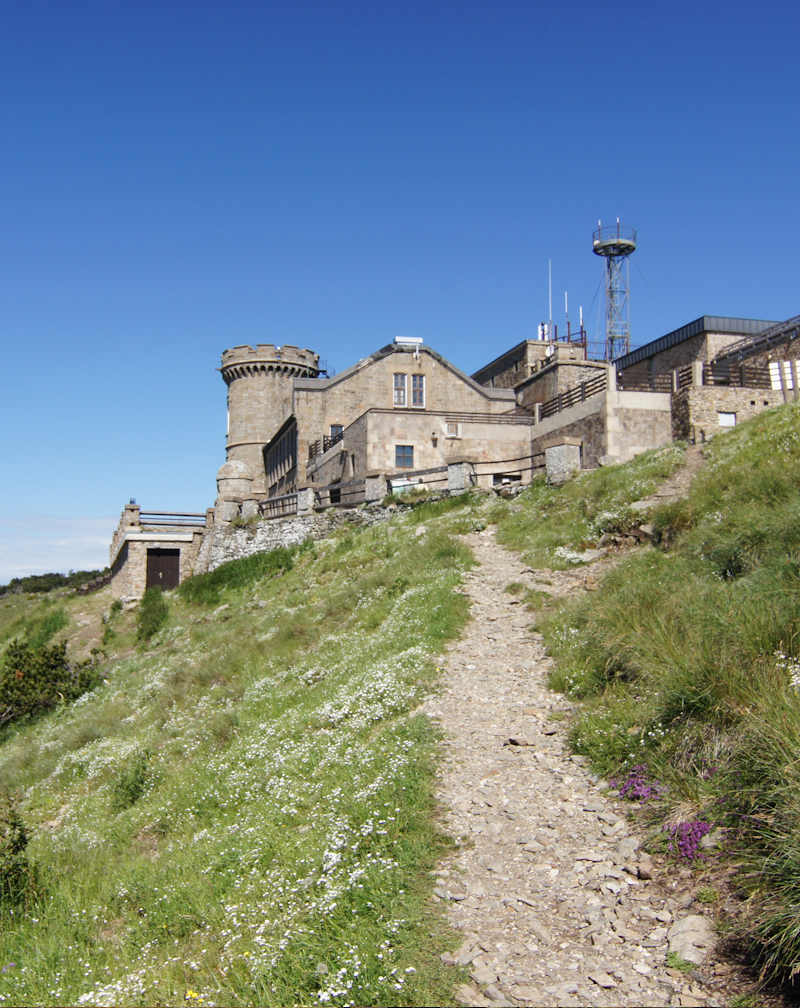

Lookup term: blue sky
[1,1,798,581]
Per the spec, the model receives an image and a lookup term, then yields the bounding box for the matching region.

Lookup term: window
[718,412,736,428]
[393,373,407,406]
[411,373,425,407]
[395,444,414,468]
[330,424,343,438]
[445,421,460,438]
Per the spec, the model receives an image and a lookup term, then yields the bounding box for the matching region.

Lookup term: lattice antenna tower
[592,218,637,361]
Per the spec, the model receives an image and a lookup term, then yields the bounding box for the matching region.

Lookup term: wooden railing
[473,453,545,481]
[540,372,607,419]
[676,364,694,389]
[257,493,298,519]
[308,429,344,460]
[703,362,771,389]
[389,465,449,492]
[617,373,673,393]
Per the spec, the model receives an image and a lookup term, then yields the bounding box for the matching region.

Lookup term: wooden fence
[257,493,298,519]
[540,372,607,419]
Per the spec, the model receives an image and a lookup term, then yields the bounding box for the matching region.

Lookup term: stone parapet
[220,344,320,382]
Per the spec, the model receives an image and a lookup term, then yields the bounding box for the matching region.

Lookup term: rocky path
[422,529,750,1008]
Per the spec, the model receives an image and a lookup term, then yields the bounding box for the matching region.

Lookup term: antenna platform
[593,219,637,361]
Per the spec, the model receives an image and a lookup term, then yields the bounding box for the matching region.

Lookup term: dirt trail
[422,528,753,1008]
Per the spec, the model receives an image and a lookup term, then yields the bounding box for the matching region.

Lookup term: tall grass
[529,402,800,984]
[494,442,686,568]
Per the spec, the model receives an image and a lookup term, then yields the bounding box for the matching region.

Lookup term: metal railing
[139,511,206,527]
[540,372,607,419]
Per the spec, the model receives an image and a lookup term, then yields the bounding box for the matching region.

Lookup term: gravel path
[422,528,750,1008]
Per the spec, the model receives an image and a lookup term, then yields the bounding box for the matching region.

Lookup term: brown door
[146,548,180,590]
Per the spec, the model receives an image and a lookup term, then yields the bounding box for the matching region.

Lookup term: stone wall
[671,386,785,443]
[606,391,673,464]
[292,346,515,483]
[205,506,394,572]
[516,360,607,410]
[618,331,759,386]
[531,396,607,469]
[471,340,585,389]
[110,531,205,600]
[306,409,534,490]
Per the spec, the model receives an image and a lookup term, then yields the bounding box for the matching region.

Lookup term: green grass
[665,951,695,973]
[494,442,686,568]
[0,507,476,1005]
[510,401,800,985]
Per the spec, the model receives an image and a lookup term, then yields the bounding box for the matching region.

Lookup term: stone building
[616,314,800,443]
[109,503,209,599]
[109,312,798,597]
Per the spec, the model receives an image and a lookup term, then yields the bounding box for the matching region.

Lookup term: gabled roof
[294,343,515,400]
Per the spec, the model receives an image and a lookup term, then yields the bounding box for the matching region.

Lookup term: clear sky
[1,0,798,581]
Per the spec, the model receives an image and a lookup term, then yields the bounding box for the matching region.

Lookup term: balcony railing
[308,428,345,460]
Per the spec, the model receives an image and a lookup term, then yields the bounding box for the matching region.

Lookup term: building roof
[294,342,515,400]
[713,314,800,364]
[614,316,778,371]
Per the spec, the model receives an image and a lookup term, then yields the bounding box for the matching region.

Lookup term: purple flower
[612,765,664,802]
[664,820,711,861]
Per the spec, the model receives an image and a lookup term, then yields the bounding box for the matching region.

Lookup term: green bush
[178,546,297,606]
[111,749,155,811]
[0,640,98,729]
[136,587,169,642]
[0,790,36,905]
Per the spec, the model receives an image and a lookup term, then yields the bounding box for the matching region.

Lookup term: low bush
[0,790,36,905]
[0,640,98,729]
[136,587,169,643]
[111,749,155,812]
[178,545,298,606]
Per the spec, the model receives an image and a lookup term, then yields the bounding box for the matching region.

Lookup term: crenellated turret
[219,343,320,496]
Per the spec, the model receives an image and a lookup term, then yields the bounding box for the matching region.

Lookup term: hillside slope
[508,401,800,988]
[0,500,487,1005]
[4,403,800,1001]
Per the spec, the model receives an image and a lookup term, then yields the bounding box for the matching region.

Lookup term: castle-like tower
[219,343,320,496]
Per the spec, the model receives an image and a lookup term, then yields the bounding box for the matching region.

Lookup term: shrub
[0,640,98,729]
[0,790,36,905]
[111,750,155,811]
[136,587,169,642]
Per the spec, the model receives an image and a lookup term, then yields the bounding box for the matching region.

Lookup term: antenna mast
[592,218,637,361]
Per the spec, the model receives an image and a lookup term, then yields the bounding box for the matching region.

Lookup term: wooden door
[146,548,180,590]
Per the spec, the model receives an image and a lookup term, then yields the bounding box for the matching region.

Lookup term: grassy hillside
[494,402,800,986]
[5,407,800,999]
[0,499,489,1005]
